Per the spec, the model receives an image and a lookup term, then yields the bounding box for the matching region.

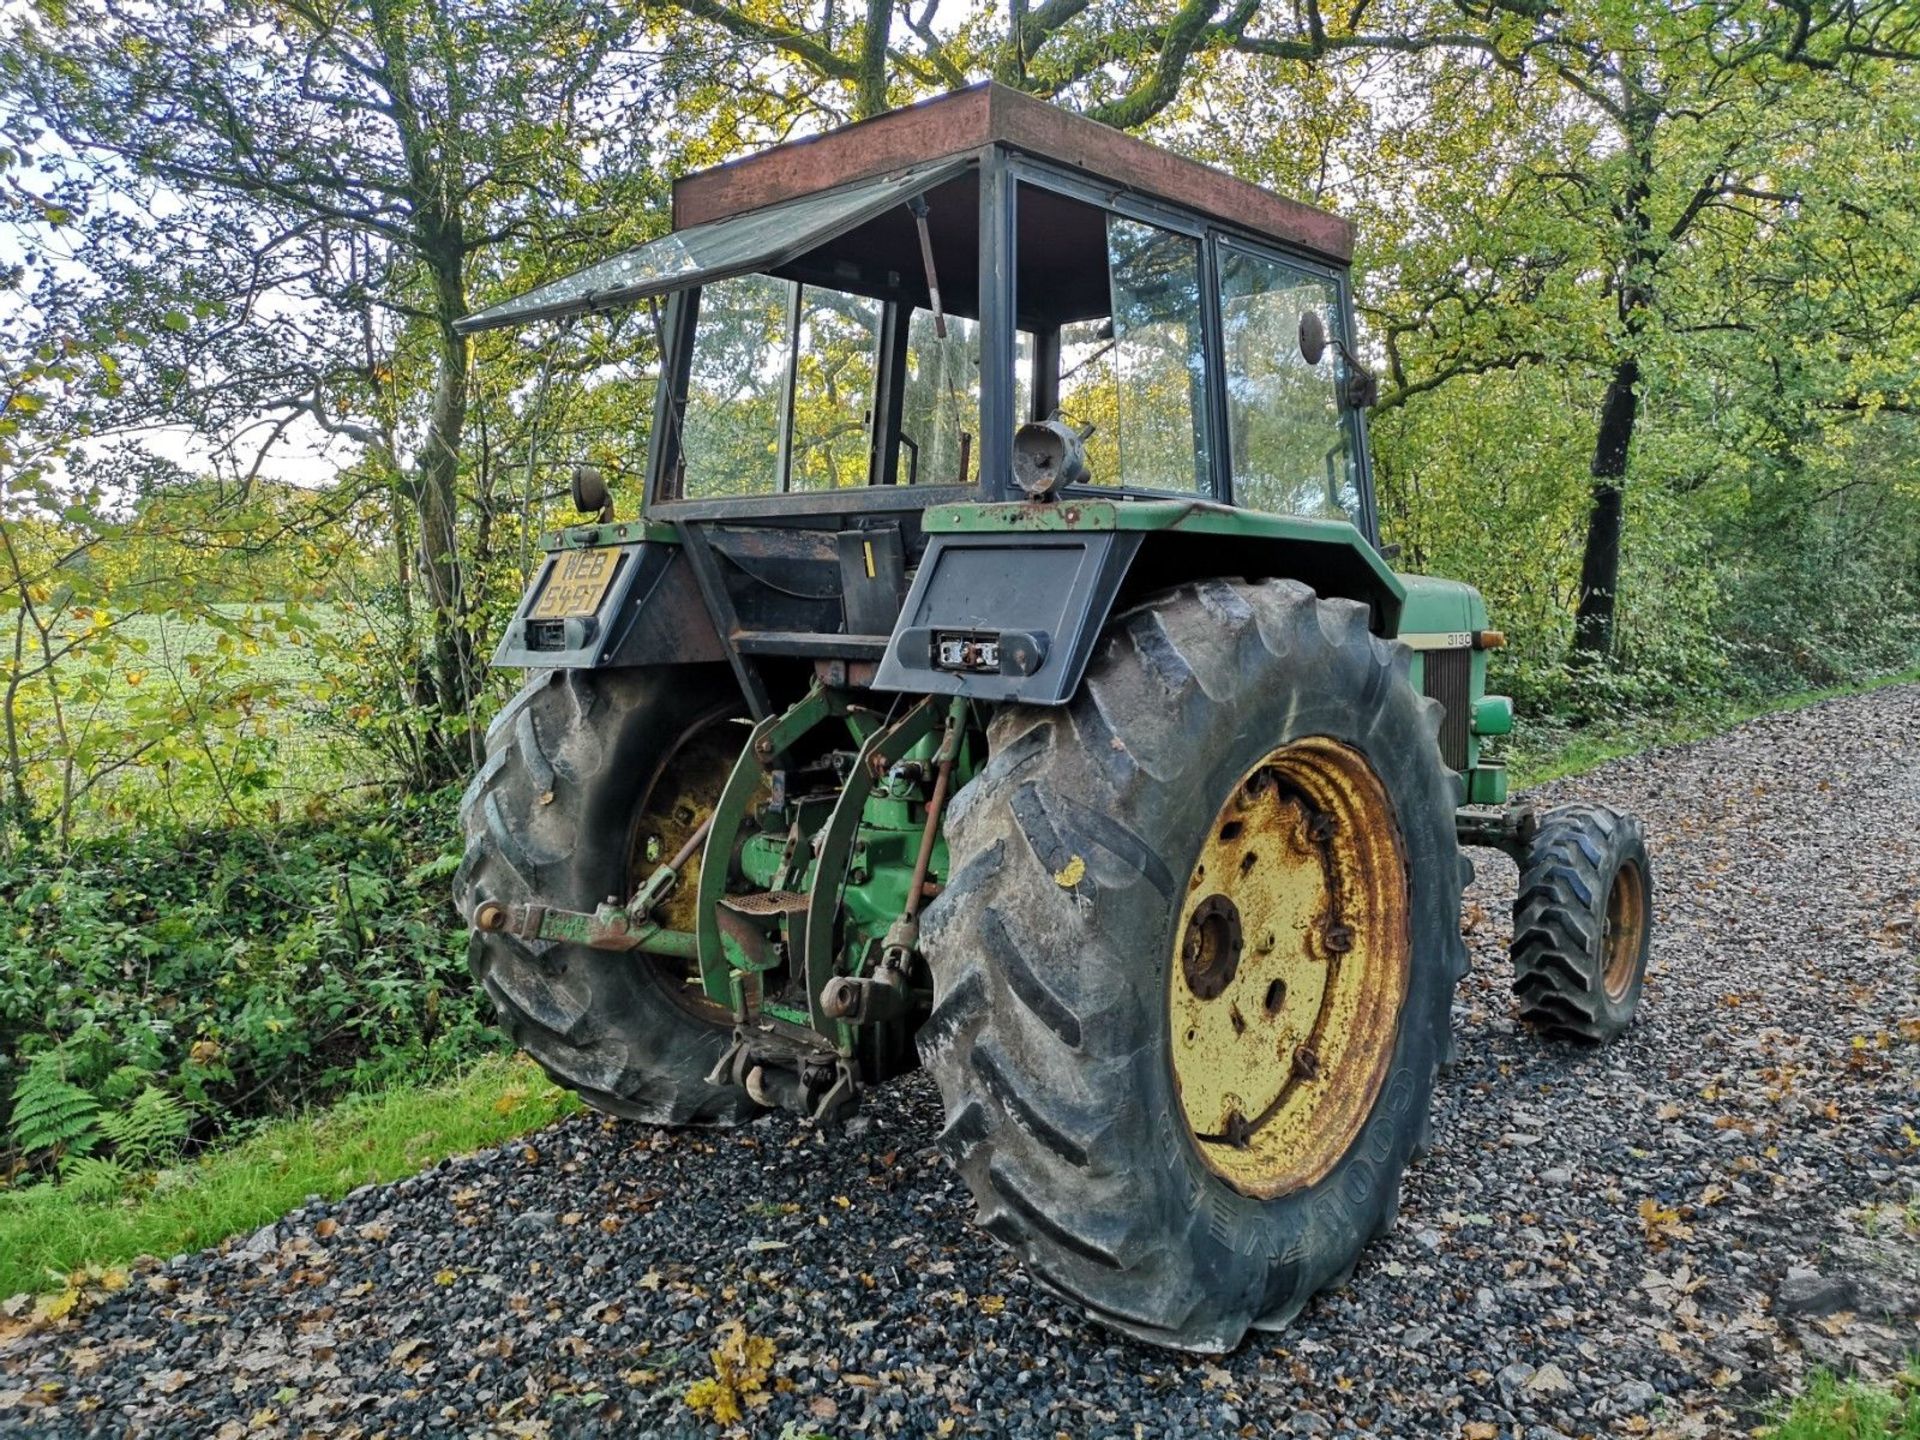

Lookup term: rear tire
[1511,802,1652,1043]
[918,579,1467,1352]
[454,667,756,1126]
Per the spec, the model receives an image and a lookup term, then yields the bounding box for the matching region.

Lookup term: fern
[9,1053,100,1161]
[95,1085,190,1170]
[60,1154,131,1203]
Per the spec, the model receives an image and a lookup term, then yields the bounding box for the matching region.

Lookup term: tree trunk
[1571,356,1638,660]
[413,244,480,774]
[854,0,891,118]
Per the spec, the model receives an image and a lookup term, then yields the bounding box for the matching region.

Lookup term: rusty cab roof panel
[671,81,1353,265]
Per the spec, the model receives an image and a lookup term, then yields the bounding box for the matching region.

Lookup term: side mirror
[1298,310,1327,366]
[571,463,613,521]
[1301,310,1381,410]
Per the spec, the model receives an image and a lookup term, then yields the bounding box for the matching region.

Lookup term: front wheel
[1511,802,1653,1043]
[918,579,1468,1352]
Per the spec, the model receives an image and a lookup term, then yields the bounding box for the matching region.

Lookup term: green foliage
[0,790,500,1186]
[1760,1366,1920,1440]
[7,1052,98,1163]
[94,1085,189,1172]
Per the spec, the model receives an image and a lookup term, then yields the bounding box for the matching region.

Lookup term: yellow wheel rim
[1601,858,1648,1002]
[626,710,763,1020]
[1168,737,1410,1199]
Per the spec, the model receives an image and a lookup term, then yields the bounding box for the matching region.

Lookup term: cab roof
[671,81,1353,264]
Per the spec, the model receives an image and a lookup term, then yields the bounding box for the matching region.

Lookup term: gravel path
[5,688,1918,1438]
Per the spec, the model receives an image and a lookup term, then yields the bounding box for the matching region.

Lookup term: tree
[3,0,667,775]
[1163,1,1920,664]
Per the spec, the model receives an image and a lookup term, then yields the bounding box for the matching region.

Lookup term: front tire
[1511,802,1652,1043]
[454,667,756,1126]
[918,579,1467,1352]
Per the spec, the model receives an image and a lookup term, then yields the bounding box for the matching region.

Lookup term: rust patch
[1167,737,1410,1200]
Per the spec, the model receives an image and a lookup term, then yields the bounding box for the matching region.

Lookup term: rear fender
[491,524,725,670]
[872,498,1404,703]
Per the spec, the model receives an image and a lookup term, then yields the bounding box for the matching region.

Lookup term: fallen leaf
[1053,854,1086,887]
[682,1321,775,1425]
[1638,1197,1695,1248]
[1525,1362,1573,1395]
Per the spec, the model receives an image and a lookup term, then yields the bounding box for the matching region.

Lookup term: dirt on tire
[453,665,755,1127]
[917,578,1470,1352]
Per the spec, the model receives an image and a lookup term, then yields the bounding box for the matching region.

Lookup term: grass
[1761,1367,1920,1439]
[0,1054,580,1297]
[1506,664,1920,788]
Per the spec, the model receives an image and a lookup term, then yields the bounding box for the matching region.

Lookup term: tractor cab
[466,83,1371,526]
[464,83,1408,720]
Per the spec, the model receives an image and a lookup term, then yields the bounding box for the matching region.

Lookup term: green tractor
[453,83,1654,1353]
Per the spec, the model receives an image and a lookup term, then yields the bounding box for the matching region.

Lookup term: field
[55,603,384,832]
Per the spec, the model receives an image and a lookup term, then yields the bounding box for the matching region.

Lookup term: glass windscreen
[788,289,882,491]
[899,311,1030,486]
[1217,242,1359,520]
[1027,201,1211,495]
[676,275,881,498]
[459,159,968,334]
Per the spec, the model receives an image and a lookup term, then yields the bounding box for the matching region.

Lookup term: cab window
[677,275,882,499]
[1216,242,1359,520]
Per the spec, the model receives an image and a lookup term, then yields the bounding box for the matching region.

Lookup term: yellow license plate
[530,546,620,620]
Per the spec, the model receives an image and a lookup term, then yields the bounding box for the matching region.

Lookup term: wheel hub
[1601,857,1648,1001]
[1181,894,1245,1000]
[1168,737,1411,1199]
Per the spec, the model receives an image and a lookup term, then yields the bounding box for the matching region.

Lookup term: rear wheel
[454,667,756,1125]
[918,579,1467,1352]
[1511,802,1652,1043]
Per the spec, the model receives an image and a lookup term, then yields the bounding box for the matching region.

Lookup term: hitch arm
[471,811,715,957]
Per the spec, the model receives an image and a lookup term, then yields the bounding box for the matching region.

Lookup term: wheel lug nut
[1323,923,1353,954]
[1292,1048,1321,1082]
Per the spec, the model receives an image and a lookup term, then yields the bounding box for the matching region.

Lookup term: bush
[0,788,499,1183]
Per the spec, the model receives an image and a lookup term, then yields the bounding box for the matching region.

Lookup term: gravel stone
[3,688,1918,1437]
[1774,1266,1857,1317]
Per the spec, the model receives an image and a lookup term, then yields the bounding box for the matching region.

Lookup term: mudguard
[873,498,1405,704]
[491,532,725,670]
[872,531,1143,704]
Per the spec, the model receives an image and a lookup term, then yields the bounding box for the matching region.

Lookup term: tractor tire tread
[454,668,754,1127]
[920,579,1466,1353]
[1510,802,1652,1044]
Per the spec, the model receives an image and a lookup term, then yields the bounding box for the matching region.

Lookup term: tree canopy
[2,0,1918,843]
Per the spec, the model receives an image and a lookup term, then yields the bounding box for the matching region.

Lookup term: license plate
[530,546,620,620]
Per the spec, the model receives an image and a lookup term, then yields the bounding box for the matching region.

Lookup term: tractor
[452,83,1654,1353]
